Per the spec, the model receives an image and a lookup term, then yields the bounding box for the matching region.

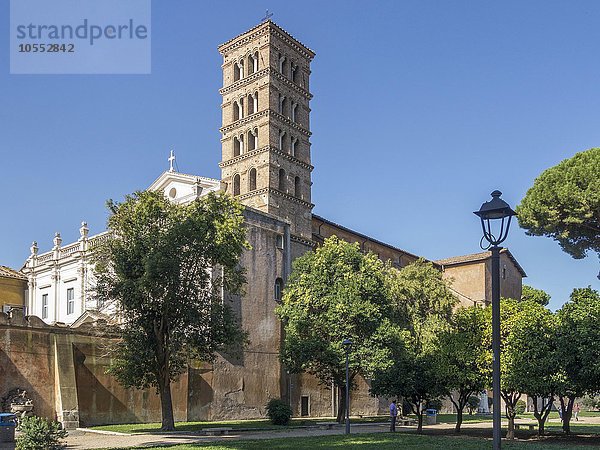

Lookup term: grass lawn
[107,433,600,449]
[91,416,391,434]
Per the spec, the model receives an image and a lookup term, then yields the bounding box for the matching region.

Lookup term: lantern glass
[474,190,516,247]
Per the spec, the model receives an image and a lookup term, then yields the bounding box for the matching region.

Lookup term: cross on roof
[168,150,175,172]
[261,9,273,22]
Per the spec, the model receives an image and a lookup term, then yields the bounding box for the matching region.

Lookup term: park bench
[201,427,233,435]
[316,422,339,430]
[514,423,537,431]
[397,418,416,426]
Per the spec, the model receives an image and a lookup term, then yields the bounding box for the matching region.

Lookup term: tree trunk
[154,320,174,431]
[456,407,463,434]
[503,392,520,440]
[449,394,465,434]
[336,385,345,424]
[412,401,424,434]
[506,412,515,440]
[560,396,575,435]
[417,409,423,434]
[532,395,553,437]
[158,377,175,431]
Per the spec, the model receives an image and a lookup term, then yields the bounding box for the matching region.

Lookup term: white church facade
[21,169,222,326]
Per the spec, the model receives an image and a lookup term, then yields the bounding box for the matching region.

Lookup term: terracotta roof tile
[0,266,27,280]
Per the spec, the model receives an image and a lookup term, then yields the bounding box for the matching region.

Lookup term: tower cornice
[219,67,312,100]
[218,145,313,171]
[220,110,312,137]
[237,187,314,209]
[218,20,315,60]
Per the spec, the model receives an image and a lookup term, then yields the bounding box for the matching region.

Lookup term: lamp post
[474,190,516,450]
[342,338,352,435]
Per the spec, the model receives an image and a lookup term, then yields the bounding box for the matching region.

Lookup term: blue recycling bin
[0,413,17,443]
[425,408,437,425]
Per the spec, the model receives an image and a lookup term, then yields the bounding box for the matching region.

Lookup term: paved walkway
[2,416,597,450]
[64,422,394,449]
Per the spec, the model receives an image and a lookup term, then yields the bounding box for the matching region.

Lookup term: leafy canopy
[521,285,551,306]
[556,287,600,398]
[276,236,401,387]
[505,301,558,399]
[371,259,457,428]
[437,306,491,405]
[95,190,249,402]
[516,147,600,260]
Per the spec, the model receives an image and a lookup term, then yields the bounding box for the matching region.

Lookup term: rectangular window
[67,288,75,315]
[42,294,48,319]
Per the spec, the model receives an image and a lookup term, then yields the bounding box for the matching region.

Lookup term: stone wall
[0,309,189,427]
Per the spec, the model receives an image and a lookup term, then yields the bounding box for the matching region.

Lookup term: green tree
[371,259,457,433]
[521,285,551,306]
[516,148,600,262]
[276,236,401,423]
[506,301,558,436]
[555,287,600,435]
[94,190,249,431]
[437,306,491,433]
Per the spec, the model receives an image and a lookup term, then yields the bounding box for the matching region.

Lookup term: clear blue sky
[1,0,598,310]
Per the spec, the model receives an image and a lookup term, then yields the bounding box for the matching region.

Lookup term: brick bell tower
[218,20,315,242]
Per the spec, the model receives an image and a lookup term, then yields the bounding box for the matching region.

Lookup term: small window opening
[233,174,240,196]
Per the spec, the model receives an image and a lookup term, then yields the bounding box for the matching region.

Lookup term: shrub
[16,415,67,450]
[515,400,527,415]
[467,395,481,414]
[265,398,292,425]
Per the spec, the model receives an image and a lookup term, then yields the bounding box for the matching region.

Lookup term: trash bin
[0,413,17,443]
[425,408,437,425]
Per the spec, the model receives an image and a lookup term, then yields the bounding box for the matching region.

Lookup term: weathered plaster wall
[0,311,188,427]
[0,275,26,309]
[441,262,487,307]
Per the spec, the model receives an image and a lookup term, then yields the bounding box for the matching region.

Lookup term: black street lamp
[342,338,352,435]
[474,190,516,450]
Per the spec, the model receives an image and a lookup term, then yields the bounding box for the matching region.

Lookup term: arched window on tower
[233,136,241,157]
[278,94,286,115]
[278,168,286,192]
[233,101,239,121]
[249,168,257,191]
[253,91,258,112]
[278,129,286,152]
[294,176,301,198]
[247,53,255,76]
[291,102,298,122]
[248,51,258,73]
[247,128,258,151]
[278,53,286,76]
[291,63,299,84]
[247,94,255,115]
[291,136,298,157]
[234,61,244,81]
[233,174,240,196]
[274,277,283,302]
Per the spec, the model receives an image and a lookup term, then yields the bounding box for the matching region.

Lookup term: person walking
[390,400,398,432]
[558,404,563,422]
[574,402,581,421]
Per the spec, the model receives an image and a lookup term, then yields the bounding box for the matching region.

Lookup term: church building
[5,20,525,427]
